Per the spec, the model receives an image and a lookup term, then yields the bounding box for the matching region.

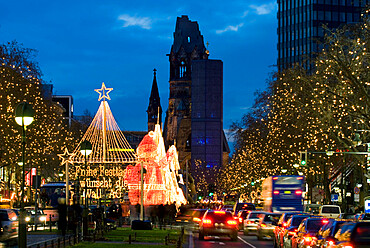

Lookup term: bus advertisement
[262,175,305,212]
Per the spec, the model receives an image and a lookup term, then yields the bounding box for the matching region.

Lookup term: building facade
[278,0,369,70]
[163,16,229,192]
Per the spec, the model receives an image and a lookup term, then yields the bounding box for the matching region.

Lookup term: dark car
[175,209,207,231]
[0,209,18,246]
[282,214,314,248]
[233,203,256,216]
[273,212,302,248]
[333,221,370,248]
[316,219,352,248]
[291,217,328,248]
[256,212,281,240]
[199,210,238,241]
[236,210,252,230]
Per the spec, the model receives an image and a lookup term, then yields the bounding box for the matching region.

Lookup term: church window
[180,61,186,78]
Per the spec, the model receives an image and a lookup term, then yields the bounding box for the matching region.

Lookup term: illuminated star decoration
[95,82,113,101]
[58,148,74,165]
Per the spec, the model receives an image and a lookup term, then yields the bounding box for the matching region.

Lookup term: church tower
[164,15,208,149]
[164,15,228,195]
[147,69,162,132]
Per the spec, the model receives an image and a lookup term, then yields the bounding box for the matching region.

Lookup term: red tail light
[288,229,298,236]
[343,245,354,248]
[295,190,303,195]
[202,218,212,226]
[261,223,267,228]
[227,219,238,225]
[247,220,253,224]
[193,217,201,222]
[283,222,287,227]
[273,190,279,195]
[304,236,317,245]
[322,219,329,224]
[273,177,278,180]
[238,217,243,223]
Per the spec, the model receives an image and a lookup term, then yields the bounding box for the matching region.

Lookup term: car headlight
[39,216,46,222]
[25,217,31,222]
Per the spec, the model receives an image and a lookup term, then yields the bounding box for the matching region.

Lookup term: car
[282,214,315,248]
[243,211,266,235]
[199,210,238,241]
[175,208,207,231]
[233,202,256,216]
[316,219,352,248]
[353,213,370,222]
[332,221,370,247]
[319,205,341,219]
[291,217,328,248]
[0,209,18,246]
[256,212,281,240]
[273,212,302,248]
[339,213,356,220]
[24,207,47,226]
[236,210,252,230]
[219,204,234,212]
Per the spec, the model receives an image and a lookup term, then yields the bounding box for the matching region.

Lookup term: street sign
[354,187,360,194]
[331,194,339,202]
[354,193,360,202]
[365,197,370,214]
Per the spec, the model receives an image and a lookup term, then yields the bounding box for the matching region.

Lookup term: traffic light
[209,192,214,197]
[300,151,307,166]
[251,181,255,186]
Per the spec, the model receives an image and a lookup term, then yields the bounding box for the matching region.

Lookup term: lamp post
[139,161,147,221]
[80,140,92,239]
[15,102,34,248]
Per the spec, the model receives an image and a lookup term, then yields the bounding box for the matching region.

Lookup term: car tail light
[288,229,297,236]
[297,177,303,180]
[202,218,212,227]
[304,236,317,245]
[273,190,279,195]
[283,222,287,227]
[261,223,267,228]
[322,219,329,224]
[227,219,238,226]
[193,217,201,222]
[328,240,335,246]
[247,220,253,224]
[214,211,226,214]
[295,190,302,195]
[273,177,278,180]
[239,217,243,223]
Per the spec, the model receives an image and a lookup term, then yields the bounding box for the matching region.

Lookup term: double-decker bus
[261,175,305,212]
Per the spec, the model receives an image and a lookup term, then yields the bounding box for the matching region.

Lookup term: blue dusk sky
[1,0,277,139]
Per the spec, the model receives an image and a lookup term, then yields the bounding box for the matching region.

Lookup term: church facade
[147,15,229,196]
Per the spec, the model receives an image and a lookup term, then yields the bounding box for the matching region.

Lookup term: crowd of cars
[176,203,370,247]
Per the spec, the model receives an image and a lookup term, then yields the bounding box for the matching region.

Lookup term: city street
[193,231,274,248]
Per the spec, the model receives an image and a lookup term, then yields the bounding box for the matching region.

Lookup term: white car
[243,211,265,235]
[318,205,341,219]
[0,209,18,246]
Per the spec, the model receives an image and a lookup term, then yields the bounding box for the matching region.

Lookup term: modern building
[163,15,229,192]
[277,0,369,70]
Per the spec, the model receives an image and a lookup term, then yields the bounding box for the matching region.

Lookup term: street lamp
[15,102,34,248]
[80,140,92,239]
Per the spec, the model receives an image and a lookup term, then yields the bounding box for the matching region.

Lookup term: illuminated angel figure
[124,124,186,207]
